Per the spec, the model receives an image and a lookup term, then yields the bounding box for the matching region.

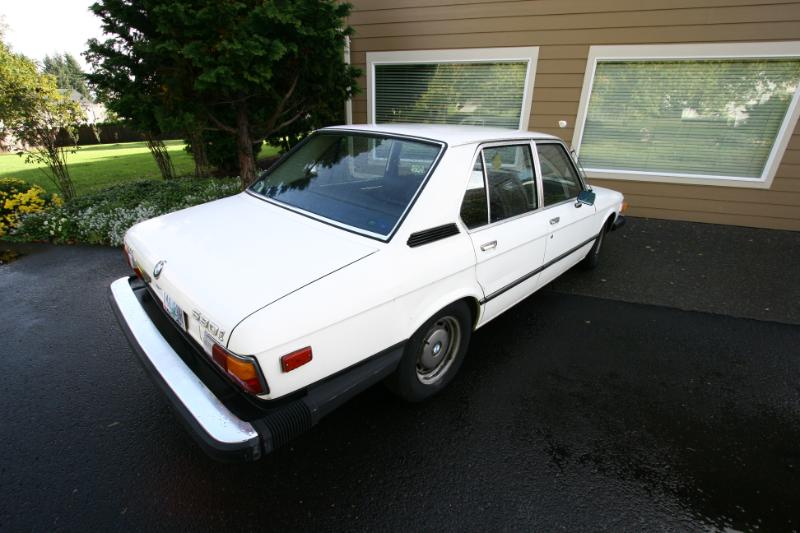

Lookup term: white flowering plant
[10,178,241,246]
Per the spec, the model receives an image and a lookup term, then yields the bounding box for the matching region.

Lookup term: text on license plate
[162,292,186,330]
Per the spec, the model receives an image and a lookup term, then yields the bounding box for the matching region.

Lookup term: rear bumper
[109,276,403,461]
[110,277,262,461]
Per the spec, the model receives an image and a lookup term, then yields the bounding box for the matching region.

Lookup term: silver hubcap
[416,316,461,385]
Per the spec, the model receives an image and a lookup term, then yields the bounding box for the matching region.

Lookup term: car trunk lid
[124,193,378,350]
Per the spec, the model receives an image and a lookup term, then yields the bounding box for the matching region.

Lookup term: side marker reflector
[281,347,313,373]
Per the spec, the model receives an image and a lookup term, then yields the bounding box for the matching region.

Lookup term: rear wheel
[387,301,472,402]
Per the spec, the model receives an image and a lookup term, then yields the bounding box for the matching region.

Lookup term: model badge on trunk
[192,310,225,342]
[153,260,166,279]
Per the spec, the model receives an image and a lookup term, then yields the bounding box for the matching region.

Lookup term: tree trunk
[39,129,76,201]
[144,133,176,180]
[90,124,102,144]
[188,129,211,178]
[46,146,76,201]
[235,104,257,188]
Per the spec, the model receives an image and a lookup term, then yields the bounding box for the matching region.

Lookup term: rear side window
[537,143,582,206]
[460,157,489,229]
[483,144,537,223]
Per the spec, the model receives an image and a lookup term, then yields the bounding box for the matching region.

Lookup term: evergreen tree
[87,0,358,186]
[42,53,91,99]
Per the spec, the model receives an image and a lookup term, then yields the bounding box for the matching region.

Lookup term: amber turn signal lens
[226,356,259,381]
[621,201,629,213]
[211,343,264,395]
[281,347,313,373]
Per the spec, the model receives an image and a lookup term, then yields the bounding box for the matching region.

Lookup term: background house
[62,89,108,125]
[345,0,800,231]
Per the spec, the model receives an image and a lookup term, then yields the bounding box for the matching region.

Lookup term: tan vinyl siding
[348,0,800,230]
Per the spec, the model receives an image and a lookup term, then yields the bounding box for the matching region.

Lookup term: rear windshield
[249,132,442,238]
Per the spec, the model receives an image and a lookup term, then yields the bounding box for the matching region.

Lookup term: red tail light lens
[281,347,313,373]
[211,343,265,395]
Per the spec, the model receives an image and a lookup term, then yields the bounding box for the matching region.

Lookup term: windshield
[249,132,442,238]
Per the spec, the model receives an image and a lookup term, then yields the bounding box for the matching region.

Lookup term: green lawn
[0,140,279,196]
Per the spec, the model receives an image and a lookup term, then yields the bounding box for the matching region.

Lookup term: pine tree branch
[206,112,236,134]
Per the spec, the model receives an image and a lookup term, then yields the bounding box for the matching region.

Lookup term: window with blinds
[374,62,528,129]
[578,58,800,180]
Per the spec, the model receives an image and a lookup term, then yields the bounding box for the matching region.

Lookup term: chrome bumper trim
[110,277,261,459]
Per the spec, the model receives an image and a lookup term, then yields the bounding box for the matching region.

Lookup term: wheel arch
[464,296,482,328]
[603,212,617,233]
[407,290,484,338]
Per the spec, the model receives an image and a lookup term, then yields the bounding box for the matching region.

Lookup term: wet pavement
[551,217,800,325]
[1,220,799,531]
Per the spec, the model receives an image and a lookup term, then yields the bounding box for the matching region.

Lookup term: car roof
[320,123,561,147]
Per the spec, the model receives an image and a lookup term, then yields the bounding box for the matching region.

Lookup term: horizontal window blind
[375,62,527,129]
[579,59,800,179]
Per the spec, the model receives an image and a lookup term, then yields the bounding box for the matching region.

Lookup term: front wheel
[386,301,472,402]
[581,227,605,270]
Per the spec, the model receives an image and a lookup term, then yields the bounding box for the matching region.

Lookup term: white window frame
[366,47,539,130]
[572,42,800,189]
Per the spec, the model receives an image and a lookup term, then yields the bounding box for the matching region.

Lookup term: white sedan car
[111,124,625,460]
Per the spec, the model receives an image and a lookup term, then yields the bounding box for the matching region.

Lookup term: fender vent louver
[407,223,460,248]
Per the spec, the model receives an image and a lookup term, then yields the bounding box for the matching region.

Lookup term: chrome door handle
[549,217,560,225]
[480,240,497,251]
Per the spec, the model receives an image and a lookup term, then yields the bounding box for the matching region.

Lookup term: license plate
[162,292,186,330]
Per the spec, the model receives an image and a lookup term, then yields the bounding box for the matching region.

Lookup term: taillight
[123,244,134,269]
[211,343,265,395]
[281,346,313,373]
[123,244,144,280]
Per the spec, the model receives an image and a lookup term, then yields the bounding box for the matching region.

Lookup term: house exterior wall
[346,0,800,230]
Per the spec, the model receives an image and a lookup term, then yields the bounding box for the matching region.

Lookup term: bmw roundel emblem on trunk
[153,260,166,279]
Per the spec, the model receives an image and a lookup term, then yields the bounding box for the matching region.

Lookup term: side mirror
[576,189,596,207]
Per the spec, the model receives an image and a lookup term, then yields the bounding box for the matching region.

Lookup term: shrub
[10,177,240,246]
[0,178,62,237]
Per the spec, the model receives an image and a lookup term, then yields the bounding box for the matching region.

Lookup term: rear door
[459,142,550,325]
[534,141,599,286]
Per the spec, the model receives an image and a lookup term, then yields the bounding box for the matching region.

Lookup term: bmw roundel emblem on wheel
[153,260,166,279]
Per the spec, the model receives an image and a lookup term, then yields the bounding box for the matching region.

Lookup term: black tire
[387,301,472,402]
[581,224,606,270]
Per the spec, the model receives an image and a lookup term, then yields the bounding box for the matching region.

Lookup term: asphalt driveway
[1,218,799,531]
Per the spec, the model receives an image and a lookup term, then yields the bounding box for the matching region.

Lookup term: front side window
[577,55,800,183]
[537,143,583,205]
[483,145,537,223]
[250,133,441,238]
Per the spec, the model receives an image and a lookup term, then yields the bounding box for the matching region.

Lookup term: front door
[534,142,598,286]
